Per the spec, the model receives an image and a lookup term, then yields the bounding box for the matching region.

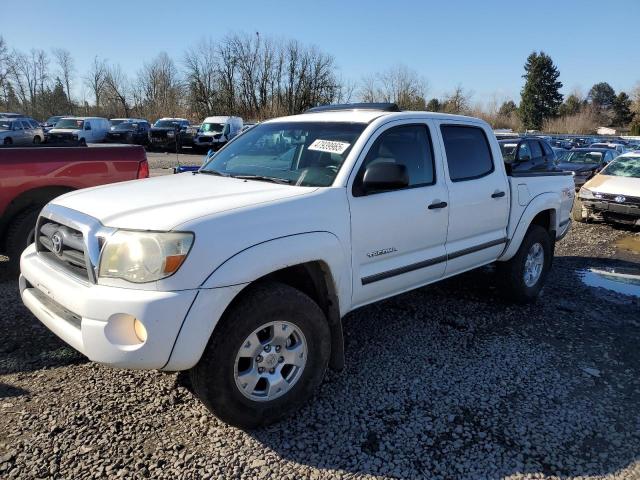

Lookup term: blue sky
[2,0,639,105]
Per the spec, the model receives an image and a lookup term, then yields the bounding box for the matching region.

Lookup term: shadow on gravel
[250,256,640,479]
[0,382,29,399]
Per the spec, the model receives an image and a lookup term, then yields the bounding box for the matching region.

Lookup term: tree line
[0,34,639,135]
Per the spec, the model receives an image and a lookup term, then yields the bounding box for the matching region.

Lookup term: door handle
[491,191,506,198]
[428,201,448,210]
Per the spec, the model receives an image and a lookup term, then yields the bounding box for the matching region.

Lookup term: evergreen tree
[587,82,616,109]
[558,94,583,116]
[425,98,440,112]
[498,100,517,117]
[612,92,633,126]
[519,51,563,130]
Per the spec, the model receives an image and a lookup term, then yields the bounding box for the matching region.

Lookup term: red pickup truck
[1,145,149,271]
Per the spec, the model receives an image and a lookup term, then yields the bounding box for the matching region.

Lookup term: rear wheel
[3,137,12,146]
[78,138,87,147]
[497,225,553,303]
[33,136,41,144]
[5,207,41,274]
[190,282,331,429]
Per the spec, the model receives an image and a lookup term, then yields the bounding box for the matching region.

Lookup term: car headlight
[167,131,175,138]
[98,231,194,283]
[578,187,594,199]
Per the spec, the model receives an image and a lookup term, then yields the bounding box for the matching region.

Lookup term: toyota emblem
[614,195,626,203]
[51,232,63,255]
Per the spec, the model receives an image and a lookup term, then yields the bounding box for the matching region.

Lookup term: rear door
[349,120,449,307]
[435,122,510,277]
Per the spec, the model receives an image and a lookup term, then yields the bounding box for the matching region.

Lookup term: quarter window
[441,125,494,181]
[354,124,435,196]
[529,140,543,159]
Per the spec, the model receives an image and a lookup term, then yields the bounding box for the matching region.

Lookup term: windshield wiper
[196,168,229,177]
[230,174,293,185]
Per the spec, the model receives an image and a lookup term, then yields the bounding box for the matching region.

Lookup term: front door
[349,121,449,307]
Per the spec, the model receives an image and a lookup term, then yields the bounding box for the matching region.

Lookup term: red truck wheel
[5,207,40,273]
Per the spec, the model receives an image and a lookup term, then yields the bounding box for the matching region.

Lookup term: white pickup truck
[20,104,574,428]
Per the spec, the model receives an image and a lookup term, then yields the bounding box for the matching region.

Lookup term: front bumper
[581,198,640,219]
[19,244,243,370]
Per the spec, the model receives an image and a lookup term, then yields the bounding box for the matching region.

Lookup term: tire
[78,138,87,147]
[3,137,12,146]
[497,225,553,304]
[5,207,41,274]
[190,281,331,429]
[33,136,41,144]
[572,197,586,223]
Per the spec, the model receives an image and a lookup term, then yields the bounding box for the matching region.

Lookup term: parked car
[148,118,190,151]
[42,115,70,140]
[0,145,149,272]
[47,117,110,146]
[589,142,626,154]
[574,152,640,225]
[557,148,617,189]
[498,137,557,173]
[0,112,22,118]
[550,138,572,149]
[0,117,45,146]
[193,116,243,152]
[180,123,201,150]
[106,118,151,145]
[19,103,574,428]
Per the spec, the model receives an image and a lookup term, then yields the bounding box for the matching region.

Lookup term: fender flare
[499,193,559,262]
[164,232,350,372]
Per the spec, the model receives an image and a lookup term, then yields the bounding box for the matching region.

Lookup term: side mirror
[85,125,91,131]
[361,162,409,194]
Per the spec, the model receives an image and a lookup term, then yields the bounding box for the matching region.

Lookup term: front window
[200,121,366,187]
[499,142,518,163]
[55,118,84,130]
[601,157,640,178]
[154,120,180,128]
[565,151,602,164]
[200,122,224,133]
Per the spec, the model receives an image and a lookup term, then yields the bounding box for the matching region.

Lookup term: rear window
[441,125,494,181]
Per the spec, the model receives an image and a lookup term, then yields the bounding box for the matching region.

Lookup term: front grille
[595,193,640,206]
[150,130,168,139]
[37,219,89,280]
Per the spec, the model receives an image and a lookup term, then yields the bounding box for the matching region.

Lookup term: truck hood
[53,173,317,230]
[585,174,640,197]
[49,128,80,134]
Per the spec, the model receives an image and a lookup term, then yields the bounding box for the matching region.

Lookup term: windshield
[110,119,129,126]
[55,118,84,129]
[565,151,602,164]
[201,122,224,133]
[499,142,518,162]
[554,149,571,162]
[112,122,137,131]
[155,120,181,128]
[601,157,640,178]
[45,116,62,125]
[200,121,366,187]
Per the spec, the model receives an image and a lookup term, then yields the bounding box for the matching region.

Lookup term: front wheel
[497,225,553,303]
[189,282,331,429]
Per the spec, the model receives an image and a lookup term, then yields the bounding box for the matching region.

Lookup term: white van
[47,117,111,146]
[193,116,243,151]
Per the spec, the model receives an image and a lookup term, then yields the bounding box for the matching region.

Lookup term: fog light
[133,319,147,343]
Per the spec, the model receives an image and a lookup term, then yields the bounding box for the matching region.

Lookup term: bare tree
[138,52,182,120]
[84,56,107,111]
[52,48,74,102]
[441,85,472,114]
[359,64,427,109]
[184,39,219,118]
[8,48,50,115]
[104,63,131,117]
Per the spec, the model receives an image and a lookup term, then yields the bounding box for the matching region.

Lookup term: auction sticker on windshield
[308,139,350,154]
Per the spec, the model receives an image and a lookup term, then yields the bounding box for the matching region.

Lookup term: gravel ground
[1,222,639,479]
[146,150,204,176]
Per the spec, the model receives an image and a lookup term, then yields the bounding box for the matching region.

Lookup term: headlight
[167,131,175,138]
[578,187,594,199]
[98,231,194,283]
